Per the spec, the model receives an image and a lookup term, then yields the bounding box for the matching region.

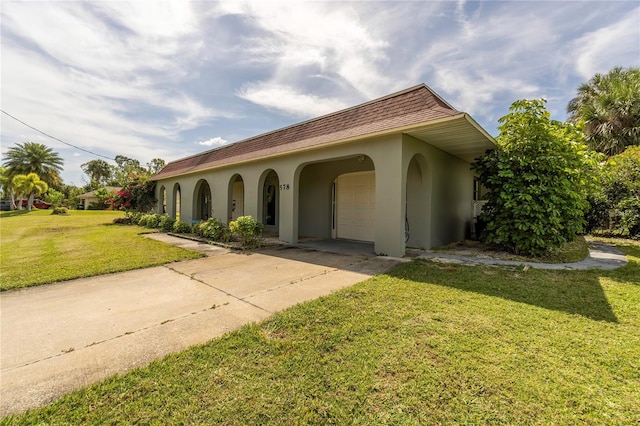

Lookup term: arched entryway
[405,154,430,249]
[297,154,374,241]
[173,183,181,222]
[260,170,279,231]
[159,185,167,214]
[228,174,244,221]
[193,179,212,221]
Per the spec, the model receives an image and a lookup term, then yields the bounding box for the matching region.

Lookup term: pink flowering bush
[109,176,156,212]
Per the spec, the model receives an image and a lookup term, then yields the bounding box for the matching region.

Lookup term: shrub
[158,214,176,232]
[138,213,161,228]
[584,194,609,234]
[585,146,640,238]
[603,146,640,238]
[44,188,64,207]
[229,215,264,247]
[472,99,600,256]
[618,197,640,237]
[51,207,69,215]
[109,177,156,212]
[194,218,232,242]
[125,211,144,225]
[172,220,191,234]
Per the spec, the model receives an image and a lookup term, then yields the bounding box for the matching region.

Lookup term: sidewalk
[415,240,627,270]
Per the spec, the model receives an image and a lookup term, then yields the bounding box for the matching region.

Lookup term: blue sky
[2,1,639,186]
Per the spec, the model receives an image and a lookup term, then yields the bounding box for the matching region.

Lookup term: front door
[262,171,279,230]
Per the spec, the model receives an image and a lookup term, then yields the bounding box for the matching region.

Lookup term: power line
[1,109,115,161]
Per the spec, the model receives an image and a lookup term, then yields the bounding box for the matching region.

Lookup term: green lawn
[0,210,202,291]
[4,241,639,424]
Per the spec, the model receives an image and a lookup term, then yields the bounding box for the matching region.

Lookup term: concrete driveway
[1,237,398,416]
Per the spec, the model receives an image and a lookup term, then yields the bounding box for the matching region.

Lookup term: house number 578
[279,184,290,190]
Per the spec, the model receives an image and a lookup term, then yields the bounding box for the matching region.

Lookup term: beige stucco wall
[155,132,476,257]
[402,134,475,248]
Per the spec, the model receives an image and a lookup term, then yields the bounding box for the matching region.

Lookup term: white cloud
[434,67,539,113]
[93,1,196,39]
[198,137,229,147]
[238,83,349,118]
[217,1,394,111]
[404,2,602,121]
[571,8,640,79]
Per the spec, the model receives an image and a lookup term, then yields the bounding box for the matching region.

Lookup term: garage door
[335,171,375,242]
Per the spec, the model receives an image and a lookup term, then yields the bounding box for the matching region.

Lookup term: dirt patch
[433,240,521,260]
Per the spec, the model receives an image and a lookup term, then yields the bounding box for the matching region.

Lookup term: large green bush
[125,211,144,225]
[229,215,264,247]
[158,214,176,232]
[44,188,64,207]
[109,176,156,212]
[138,213,161,228]
[172,220,192,234]
[472,99,600,256]
[193,218,232,242]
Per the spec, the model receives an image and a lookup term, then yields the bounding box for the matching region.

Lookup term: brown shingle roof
[154,84,460,180]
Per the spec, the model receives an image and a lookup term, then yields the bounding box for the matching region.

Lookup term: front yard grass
[5,240,639,424]
[0,210,202,291]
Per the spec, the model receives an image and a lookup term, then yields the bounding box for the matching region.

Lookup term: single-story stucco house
[152,84,496,257]
[77,186,121,210]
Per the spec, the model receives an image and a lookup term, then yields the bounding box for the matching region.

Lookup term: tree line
[0,143,164,211]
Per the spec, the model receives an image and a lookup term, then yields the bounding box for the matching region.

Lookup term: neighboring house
[153,84,496,257]
[77,186,121,210]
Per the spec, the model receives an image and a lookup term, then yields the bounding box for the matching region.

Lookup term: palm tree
[2,142,64,188]
[567,67,640,156]
[81,159,113,189]
[12,173,48,211]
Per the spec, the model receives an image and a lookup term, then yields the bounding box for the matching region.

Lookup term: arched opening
[405,154,430,249]
[159,185,167,214]
[193,179,212,221]
[173,183,182,222]
[228,174,244,221]
[297,154,374,241]
[260,169,279,231]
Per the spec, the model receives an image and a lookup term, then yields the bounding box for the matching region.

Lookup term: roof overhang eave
[404,113,497,163]
[153,114,496,181]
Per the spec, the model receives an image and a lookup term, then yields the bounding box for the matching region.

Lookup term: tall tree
[2,142,64,188]
[112,155,145,186]
[12,172,48,211]
[146,158,166,175]
[567,66,640,156]
[81,159,113,189]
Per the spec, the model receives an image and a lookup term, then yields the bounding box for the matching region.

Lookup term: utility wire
[1,109,115,161]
